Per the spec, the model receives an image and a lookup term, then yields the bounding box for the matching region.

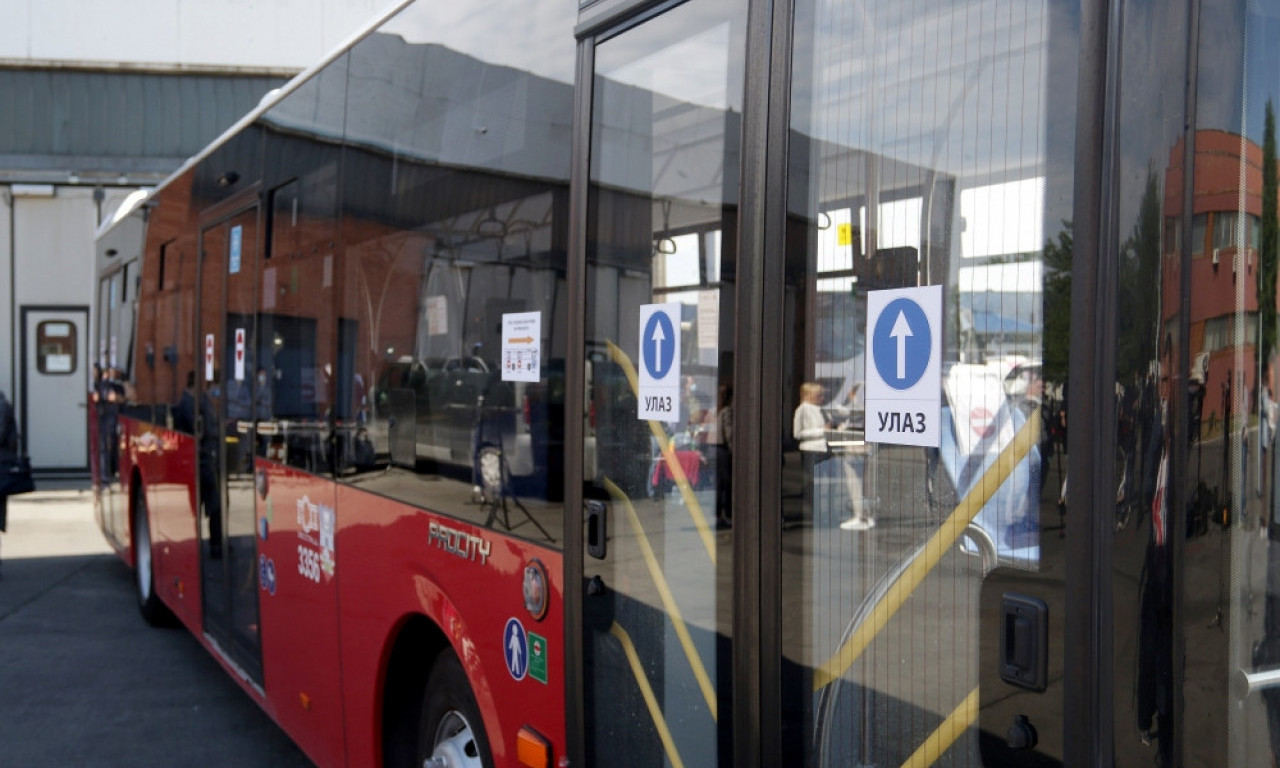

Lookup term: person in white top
[793,382,832,523]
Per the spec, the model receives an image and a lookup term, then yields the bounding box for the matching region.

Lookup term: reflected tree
[1043,222,1072,385]
[1261,100,1278,366]
[1117,168,1163,384]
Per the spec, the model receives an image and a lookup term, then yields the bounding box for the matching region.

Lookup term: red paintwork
[334,483,565,767]
[102,415,566,768]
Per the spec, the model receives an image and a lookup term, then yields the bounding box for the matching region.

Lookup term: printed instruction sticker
[528,631,548,684]
[502,312,541,382]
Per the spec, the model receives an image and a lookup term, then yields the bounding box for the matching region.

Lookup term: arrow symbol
[890,311,913,380]
[508,626,523,673]
[650,320,666,373]
[507,336,534,344]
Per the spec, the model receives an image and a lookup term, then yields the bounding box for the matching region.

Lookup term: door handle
[586,500,607,560]
[999,593,1048,692]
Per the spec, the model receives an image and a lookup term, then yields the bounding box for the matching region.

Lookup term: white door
[22,307,89,471]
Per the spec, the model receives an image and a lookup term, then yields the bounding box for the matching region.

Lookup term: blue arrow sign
[872,297,931,390]
[642,311,677,381]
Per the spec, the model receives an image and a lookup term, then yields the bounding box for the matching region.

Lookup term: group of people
[91,365,127,487]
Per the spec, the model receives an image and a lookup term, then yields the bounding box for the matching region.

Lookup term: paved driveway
[0,483,315,768]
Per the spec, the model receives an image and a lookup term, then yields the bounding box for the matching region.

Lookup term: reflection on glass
[1206,4,1280,766]
[783,1,1074,765]
[328,0,576,544]
[583,1,744,765]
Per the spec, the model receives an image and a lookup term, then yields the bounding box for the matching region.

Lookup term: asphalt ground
[0,481,315,768]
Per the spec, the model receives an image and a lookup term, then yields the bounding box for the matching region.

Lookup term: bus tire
[417,649,493,768]
[133,487,170,626]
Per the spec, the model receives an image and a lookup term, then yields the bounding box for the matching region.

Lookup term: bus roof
[93,0,415,243]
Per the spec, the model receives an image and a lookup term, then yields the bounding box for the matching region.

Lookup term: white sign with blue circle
[638,303,682,423]
[503,617,529,681]
[864,285,942,447]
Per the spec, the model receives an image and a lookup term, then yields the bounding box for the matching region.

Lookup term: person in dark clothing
[0,390,19,575]
[174,372,222,558]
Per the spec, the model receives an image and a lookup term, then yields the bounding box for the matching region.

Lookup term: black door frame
[195,188,264,684]
[565,0,1119,765]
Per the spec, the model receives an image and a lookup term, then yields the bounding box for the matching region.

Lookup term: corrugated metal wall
[0,68,288,181]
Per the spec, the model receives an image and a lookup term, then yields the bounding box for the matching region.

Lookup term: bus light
[515,726,550,768]
[523,559,548,621]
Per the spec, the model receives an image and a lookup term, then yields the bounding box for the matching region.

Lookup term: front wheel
[133,487,171,626]
[418,650,493,768]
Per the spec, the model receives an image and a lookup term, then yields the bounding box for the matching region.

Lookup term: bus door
[197,202,263,683]
[581,1,746,765]
[776,1,1072,765]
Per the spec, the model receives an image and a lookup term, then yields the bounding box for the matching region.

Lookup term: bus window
[331,5,574,544]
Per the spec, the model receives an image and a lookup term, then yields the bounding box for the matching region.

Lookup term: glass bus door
[778,2,1076,765]
[198,204,264,683]
[581,1,747,765]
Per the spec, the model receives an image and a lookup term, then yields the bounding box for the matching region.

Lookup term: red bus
[89,0,1280,766]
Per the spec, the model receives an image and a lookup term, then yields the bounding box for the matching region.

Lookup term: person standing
[793,382,832,523]
[0,389,19,575]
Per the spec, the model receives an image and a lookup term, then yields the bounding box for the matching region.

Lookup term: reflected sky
[380,0,577,84]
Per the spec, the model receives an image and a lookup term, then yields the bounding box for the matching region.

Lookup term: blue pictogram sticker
[872,297,932,390]
[642,311,677,381]
[504,617,528,681]
[258,555,277,595]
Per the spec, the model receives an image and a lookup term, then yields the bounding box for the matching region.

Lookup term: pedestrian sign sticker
[502,312,540,383]
[864,285,942,447]
[638,303,682,423]
[504,617,528,681]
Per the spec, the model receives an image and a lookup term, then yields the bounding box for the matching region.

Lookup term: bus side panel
[254,459,346,768]
[130,417,203,633]
[335,485,566,767]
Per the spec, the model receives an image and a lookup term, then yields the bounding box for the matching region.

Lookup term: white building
[0,0,383,473]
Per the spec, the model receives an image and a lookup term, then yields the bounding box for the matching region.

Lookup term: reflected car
[373,356,566,501]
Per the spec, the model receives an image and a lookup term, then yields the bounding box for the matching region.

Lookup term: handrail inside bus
[604,340,717,565]
[812,409,1041,691]
[899,687,979,768]
[602,476,718,719]
[609,621,688,768]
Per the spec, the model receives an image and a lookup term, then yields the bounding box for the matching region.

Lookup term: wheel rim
[135,505,152,602]
[427,710,483,768]
[478,449,502,499]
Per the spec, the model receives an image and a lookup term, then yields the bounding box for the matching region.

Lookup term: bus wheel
[133,488,168,626]
[418,650,492,768]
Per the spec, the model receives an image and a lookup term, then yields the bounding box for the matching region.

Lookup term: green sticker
[528,631,548,684]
